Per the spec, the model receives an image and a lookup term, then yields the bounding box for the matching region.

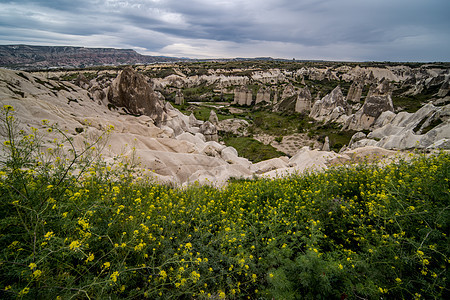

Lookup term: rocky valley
[1,60,449,185]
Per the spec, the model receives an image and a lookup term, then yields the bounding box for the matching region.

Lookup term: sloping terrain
[1,65,420,186]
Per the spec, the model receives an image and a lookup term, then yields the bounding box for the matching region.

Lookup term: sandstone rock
[176,132,206,150]
[346,81,363,103]
[295,87,312,113]
[281,83,297,99]
[201,144,221,158]
[251,157,289,174]
[373,110,396,128]
[74,74,91,89]
[186,164,252,187]
[221,146,252,169]
[427,138,450,149]
[209,110,219,125]
[309,86,348,122]
[107,67,166,125]
[189,113,202,127]
[218,118,249,135]
[199,121,218,142]
[368,79,392,97]
[345,94,394,130]
[348,132,367,148]
[233,86,253,106]
[255,86,271,104]
[322,136,330,151]
[342,146,397,162]
[174,89,185,105]
[437,78,449,97]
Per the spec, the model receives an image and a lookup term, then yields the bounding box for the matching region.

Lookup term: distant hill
[0,44,180,69]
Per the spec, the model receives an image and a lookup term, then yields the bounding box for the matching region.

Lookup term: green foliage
[0,106,449,299]
[246,110,303,136]
[308,122,356,151]
[392,84,442,113]
[221,133,286,163]
[144,67,176,78]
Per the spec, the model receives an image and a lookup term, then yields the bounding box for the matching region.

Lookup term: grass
[221,133,286,163]
[392,84,442,113]
[171,104,233,122]
[245,110,303,136]
[308,122,356,151]
[0,105,449,299]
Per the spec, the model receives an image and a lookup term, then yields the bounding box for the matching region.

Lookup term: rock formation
[344,80,394,131]
[295,87,312,113]
[199,121,219,142]
[107,67,166,125]
[208,110,219,125]
[233,86,253,106]
[346,81,363,103]
[175,89,185,105]
[348,103,450,150]
[255,86,271,104]
[322,136,330,151]
[309,86,349,122]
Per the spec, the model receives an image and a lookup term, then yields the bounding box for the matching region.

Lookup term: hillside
[0,45,179,69]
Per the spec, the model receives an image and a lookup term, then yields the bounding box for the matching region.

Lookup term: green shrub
[0,105,448,299]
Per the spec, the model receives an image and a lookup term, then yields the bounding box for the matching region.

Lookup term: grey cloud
[0,0,449,61]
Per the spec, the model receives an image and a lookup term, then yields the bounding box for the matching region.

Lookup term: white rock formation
[295,87,312,113]
[309,86,349,122]
[233,86,253,106]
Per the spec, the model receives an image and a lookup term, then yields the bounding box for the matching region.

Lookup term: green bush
[0,105,448,299]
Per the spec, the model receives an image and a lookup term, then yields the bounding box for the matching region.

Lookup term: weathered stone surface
[344,80,394,131]
[322,136,330,151]
[233,86,253,106]
[107,67,166,125]
[209,110,219,125]
[350,104,450,150]
[251,157,289,174]
[438,78,450,97]
[346,81,363,103]
[217,118,249,135]
[255,86,271,104]
[174,89,184,105]
[310,86,348,122]
[345,94,394,130]
[295,87,312,113]
[199,121,218,142]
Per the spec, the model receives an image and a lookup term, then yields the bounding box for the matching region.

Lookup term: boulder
[221,147,252,169]
[107,67,166,125]
[176,132,206,149]
[251,157,290,174]
[189,113,202,127]
[348,132,367,148]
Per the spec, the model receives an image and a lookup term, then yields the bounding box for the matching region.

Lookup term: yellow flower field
[0,106,448,299]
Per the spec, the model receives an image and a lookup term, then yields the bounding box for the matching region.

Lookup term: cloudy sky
[0,0,449,61]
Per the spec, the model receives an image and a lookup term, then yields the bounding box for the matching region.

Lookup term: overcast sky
[0,0,449,61]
